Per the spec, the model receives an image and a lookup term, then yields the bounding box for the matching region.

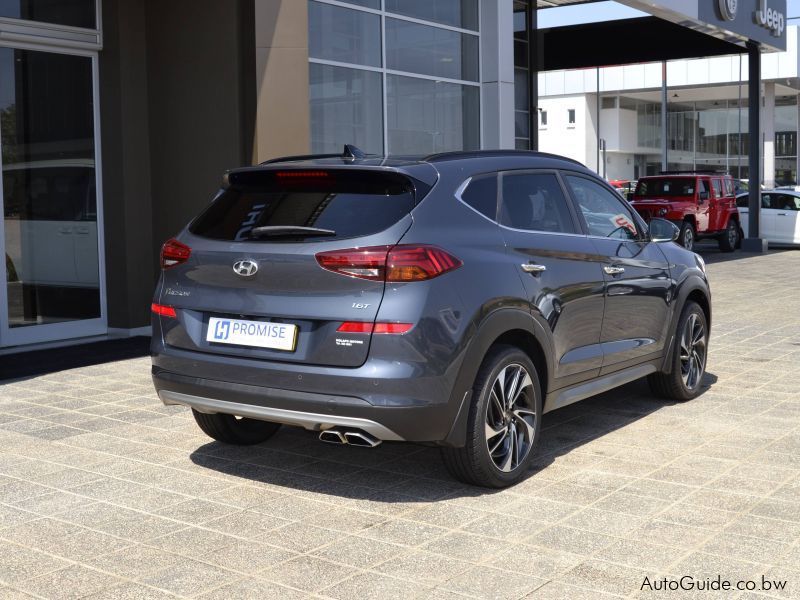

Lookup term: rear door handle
[603,265,625,275]
[521,263,547,274]
[777,213,788,216]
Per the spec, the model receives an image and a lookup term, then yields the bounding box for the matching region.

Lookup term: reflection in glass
[0,0,96,29]
[1,48,99,328]
[309,63,384,155]
[387,74,479,155]
[385,18,478,82]
[515,111,529,139]
[309,1,382,68]
[385,0,478,31]
[514,69,528,112]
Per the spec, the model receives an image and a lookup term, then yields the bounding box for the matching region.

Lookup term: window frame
[560,170,648,241]
[309,0,481,156]
[496,168,583,236]
[0,0,101,50]
[455,172,499,223]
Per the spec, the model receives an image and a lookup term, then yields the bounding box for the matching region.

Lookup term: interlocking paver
[0,248,798,598]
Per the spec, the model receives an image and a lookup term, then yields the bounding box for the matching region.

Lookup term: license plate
[206,317,297,351]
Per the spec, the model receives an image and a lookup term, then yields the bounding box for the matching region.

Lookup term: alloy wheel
[680,313,706,390]
[728,223,738,248]
[485,364,537,472]
[684,228,694,251]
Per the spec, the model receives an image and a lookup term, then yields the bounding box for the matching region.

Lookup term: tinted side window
[773,194,799,210]
[762,194,773,209]
[697,179,708,195]
[736,194,749,208]
[565,175,639,240]
[723,178,734,196]
[711,179,723,198]
[460,175,497,220]
[499,172,576,234]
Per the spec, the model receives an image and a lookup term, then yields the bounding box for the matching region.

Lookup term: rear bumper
[151,346,463,443]
[159,387,404,441]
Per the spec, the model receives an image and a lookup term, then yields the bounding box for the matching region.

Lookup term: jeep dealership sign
[618,0,787,51]
[754,0,785,38]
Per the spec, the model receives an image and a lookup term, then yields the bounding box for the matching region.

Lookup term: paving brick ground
[1,247,799,599]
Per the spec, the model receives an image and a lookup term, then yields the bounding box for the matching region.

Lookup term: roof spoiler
[259,144,367,165]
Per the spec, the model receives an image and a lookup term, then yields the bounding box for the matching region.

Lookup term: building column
[480,0,515,149]
[253,0,310,163]
[763,81,776,188]
[743,42,767,252]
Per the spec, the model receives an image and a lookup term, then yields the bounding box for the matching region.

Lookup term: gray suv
[151,147,711,488]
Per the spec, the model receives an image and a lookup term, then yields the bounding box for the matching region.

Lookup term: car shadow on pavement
[188,371,718,500]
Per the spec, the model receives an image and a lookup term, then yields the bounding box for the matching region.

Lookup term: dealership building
[537,26,800,186]
[0,0,788,350]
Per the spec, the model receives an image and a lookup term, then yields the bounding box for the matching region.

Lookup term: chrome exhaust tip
[343,430,382,448]
[319,429,346,444]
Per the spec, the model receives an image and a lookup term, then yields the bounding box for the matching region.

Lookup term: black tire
[192,410,281,445]
[679,221,696,251]
[718,219,738,253]
[441,345,542,488]
[648,301,708,402]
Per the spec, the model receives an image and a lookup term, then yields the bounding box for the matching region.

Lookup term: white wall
[605,152,636,181]
[537,95,593,169]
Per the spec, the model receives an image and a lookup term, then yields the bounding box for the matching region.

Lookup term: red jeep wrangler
[630,172,743,252]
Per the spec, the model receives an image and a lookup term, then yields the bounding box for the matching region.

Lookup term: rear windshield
[190,169,418,241]
[635,178,696,197]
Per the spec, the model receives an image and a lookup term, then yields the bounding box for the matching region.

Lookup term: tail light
[161,238,191,269]
[151,303,177,318]
[337,322,413,334]
[316,245,461,282]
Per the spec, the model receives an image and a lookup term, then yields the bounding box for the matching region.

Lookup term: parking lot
[1,248,799,599]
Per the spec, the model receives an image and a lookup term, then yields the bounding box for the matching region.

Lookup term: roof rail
[422,149,586,167]
[259,144,368,165]
[658,170,729,175]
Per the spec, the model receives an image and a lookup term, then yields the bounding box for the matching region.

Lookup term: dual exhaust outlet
[319,428,382,448]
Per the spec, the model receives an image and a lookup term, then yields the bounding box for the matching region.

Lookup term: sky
[538,0,800,28]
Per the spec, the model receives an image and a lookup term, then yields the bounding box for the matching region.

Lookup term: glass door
[0,46,106,346]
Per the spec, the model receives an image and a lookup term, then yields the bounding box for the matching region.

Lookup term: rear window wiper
[249,226,337,239]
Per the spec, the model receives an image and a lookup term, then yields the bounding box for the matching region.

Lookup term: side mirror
[698,191,709,202]
[649,218,680,243]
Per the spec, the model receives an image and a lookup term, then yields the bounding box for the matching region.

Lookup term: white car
[737,191,800,246]
[3,159,99,288]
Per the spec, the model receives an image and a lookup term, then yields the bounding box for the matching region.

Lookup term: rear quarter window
[190,169,418,241]
[460,174,497,220]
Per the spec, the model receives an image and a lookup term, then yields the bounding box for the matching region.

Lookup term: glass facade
[1,48,101,329]
[627,97,760,180]
[513,1,530,150]
[775,96,798,185]
[308,0,480,156]
[309,63,384,155]
[0,0,104,346]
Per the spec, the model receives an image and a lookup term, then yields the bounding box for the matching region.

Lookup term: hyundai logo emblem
[233,259,259,277]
